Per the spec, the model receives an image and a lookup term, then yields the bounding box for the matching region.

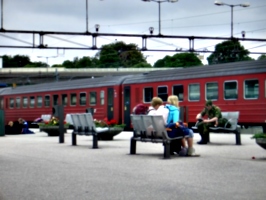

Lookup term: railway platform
[0,130,265,200]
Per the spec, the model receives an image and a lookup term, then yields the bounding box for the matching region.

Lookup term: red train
[0,59,266,131]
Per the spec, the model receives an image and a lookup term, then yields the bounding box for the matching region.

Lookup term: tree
[62,60,74,68]
[62,56,100,68]
[257,54,266,60]
[99,41,147,68]
[2,55,31,67]
[132,62,152,68]
[153,53,203,68]
[207,40,253,65]
[51,64,64,68]
[25,62,48,67]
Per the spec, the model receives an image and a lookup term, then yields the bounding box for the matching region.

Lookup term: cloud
[0,0,265,66]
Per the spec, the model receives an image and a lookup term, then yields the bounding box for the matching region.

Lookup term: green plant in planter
[251,132,266,150]
[251,132,266,139]
[38,116,70,128]
[94,118,125,128]
[94,118,125,140]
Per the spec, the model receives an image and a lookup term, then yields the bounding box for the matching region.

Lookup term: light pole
[142,0,178,35]
[214,1,250,38]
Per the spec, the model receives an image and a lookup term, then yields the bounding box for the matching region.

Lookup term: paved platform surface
[0,129,265,200]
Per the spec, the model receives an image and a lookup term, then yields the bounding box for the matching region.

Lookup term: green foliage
[257,54,266,60]
[51,64,64,68]
[62,56,100,68]
[153,53,203,68]
[99,47,120,68]
[25,62,48,68]
[62,60,74,68]
[132,62,152,68]
[207,40,253,65]
[2,55,31,67]
[99,41,147,68]
[251,133,266,139]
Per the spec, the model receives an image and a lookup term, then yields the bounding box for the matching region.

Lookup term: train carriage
[0,59,266,131]
[121,59,266,129]
[0,75,132,126]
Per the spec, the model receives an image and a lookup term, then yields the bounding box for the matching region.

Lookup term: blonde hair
[167,95,179,108]
[8,121,13,126]
[151,97,163,107]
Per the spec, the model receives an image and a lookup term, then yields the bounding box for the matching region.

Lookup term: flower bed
[255,138,266,150]
[94,118,125,140]
[38,116,69,136]
[39,126,67,136]
[251,133,266,150]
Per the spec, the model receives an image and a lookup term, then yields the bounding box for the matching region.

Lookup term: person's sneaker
[187,147,200,157]
[187,147,195,155]
[179,147,188,156]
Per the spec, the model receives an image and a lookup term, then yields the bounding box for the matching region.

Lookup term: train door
[0,97,3,109]
[107,88,114,120]
[123,86,131,129]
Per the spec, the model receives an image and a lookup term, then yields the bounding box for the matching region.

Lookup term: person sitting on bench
[196,100,229,144]
[148,96,198,156]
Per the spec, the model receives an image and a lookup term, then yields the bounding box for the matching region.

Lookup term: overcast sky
[0,0,265,66]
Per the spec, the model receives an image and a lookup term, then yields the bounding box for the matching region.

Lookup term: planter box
[98,127,124,141]
[39,125,69,136]
[256,138,266,150]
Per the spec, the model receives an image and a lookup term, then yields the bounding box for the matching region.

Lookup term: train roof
[1,59,265,96]
[0,75,133,95]
[123,59,266,84]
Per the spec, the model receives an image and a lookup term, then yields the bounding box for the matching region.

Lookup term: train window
[173,85,184,102]
[44,95,50,107]
[53,95,58,106]
[244,80,259,99]
[70,93,77,106]
[62,94,68,106]
[188,84,200,101]
[80,92,86,106]
[9,98,14,108]
[16,97,21,108]
[206,82,218,100]
[90,92,96,105]
[144,87,153,103]
[224,81,238,100]
[100,91,104,105]
[37,96,42,108]
[30,96,35,108]
[157,86,168,102]
[23,97,28,108]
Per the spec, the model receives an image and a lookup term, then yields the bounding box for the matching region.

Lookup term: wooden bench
[130,114,186,159]
[192,111,241,145]
[70,113,109,148]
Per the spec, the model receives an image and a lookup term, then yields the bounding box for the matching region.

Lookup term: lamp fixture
[149,27,154,34]
[95,24,100,32]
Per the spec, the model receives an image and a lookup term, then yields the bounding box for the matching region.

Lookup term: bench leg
[92,135,98,149]
[163,142,171,159]
[206,132,210,143]
[130,138,136,154]
[72,133,76,146]
[235,132,241,145]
